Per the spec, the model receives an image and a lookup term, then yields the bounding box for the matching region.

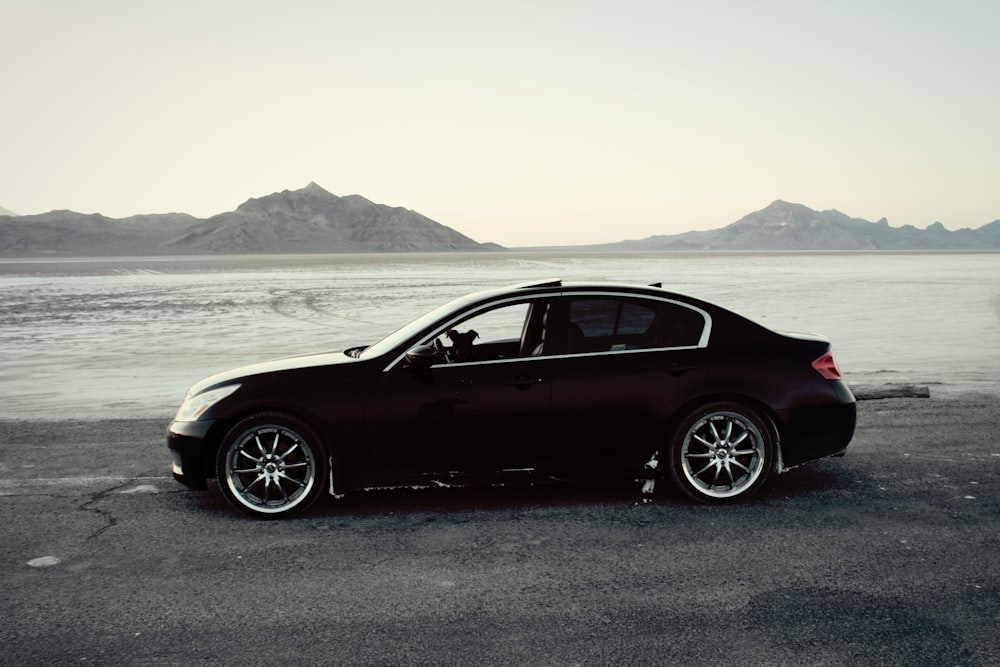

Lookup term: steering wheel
[434,337,451,363]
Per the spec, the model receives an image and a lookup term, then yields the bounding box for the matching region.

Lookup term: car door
[364,299,555,479]
[538,295,710,472]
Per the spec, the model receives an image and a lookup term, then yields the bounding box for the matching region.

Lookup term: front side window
[424,301,532,364]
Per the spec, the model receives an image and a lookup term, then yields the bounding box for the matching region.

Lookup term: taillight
[811,351,842,380]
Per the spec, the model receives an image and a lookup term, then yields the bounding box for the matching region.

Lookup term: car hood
[189,350,358,396]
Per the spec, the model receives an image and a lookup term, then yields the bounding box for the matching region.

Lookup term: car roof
[490,279,699,304]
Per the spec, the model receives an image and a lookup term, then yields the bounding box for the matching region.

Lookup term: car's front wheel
[668,402,776,503]
[216,412,327,518]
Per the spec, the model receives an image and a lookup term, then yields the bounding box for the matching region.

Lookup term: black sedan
[168,280,856,517]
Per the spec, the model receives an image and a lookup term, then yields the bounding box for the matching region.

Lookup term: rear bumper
[167,420,215,489]
[777,398,857,469]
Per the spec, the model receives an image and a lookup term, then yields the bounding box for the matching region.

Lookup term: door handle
[507,374,544,390]
[664,361,695,376]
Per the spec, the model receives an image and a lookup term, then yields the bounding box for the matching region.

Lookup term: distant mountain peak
[606,200,1000,251]
[169,184,486,253]
[765,199,807,210]
[302,181,330,194]
[740,199,847,220]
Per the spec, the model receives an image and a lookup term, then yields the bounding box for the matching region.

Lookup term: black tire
[216,412,328,518]
[668,401,776,503]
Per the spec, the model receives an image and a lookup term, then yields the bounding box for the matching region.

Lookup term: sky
[2,1,999,247]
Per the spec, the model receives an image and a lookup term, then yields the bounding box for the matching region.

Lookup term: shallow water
[1,251,998,419]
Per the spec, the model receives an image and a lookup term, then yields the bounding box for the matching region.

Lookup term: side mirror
[405,344,437,369]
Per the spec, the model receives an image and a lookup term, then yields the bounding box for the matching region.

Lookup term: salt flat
[2,252,998,421]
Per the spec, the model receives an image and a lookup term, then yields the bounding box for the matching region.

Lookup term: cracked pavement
[1,398,1000,666]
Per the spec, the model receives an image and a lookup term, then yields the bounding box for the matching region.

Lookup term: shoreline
[3,248,1000,274]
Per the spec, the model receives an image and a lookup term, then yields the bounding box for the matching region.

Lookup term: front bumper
[167,420,215,489]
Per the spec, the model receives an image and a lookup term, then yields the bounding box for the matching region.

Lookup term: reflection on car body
[168,280,856,517]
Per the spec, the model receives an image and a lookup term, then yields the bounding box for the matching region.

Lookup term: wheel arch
[214,408,339,517]
[665,392,784,472]
[206,404,351,493]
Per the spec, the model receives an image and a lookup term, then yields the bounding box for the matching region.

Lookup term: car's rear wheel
[216,412,327,518]
[668,402,775,503]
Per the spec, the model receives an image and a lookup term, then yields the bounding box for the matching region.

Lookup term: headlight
[174,384,241,422]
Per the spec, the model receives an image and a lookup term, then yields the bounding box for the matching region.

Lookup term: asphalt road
[1,396,999,666]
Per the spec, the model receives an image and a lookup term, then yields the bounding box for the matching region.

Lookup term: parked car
[168,280,856,517]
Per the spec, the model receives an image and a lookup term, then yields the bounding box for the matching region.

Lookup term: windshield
[357,298,462,360]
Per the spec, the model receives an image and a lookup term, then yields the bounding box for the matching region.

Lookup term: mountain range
[2,185,998,256]
[0,183,488,256]
[601,200,1000,251]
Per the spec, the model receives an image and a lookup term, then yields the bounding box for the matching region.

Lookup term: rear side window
[567,297,704,352]
[619,302,657,335]
[655,303,705,347]
[570,299,625,338]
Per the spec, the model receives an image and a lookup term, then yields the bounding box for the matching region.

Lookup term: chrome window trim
[381,289,712,372]
[410,344,707,370]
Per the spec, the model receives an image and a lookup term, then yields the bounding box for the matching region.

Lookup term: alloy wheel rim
[225,425,316,513]
[681,412,764,498]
